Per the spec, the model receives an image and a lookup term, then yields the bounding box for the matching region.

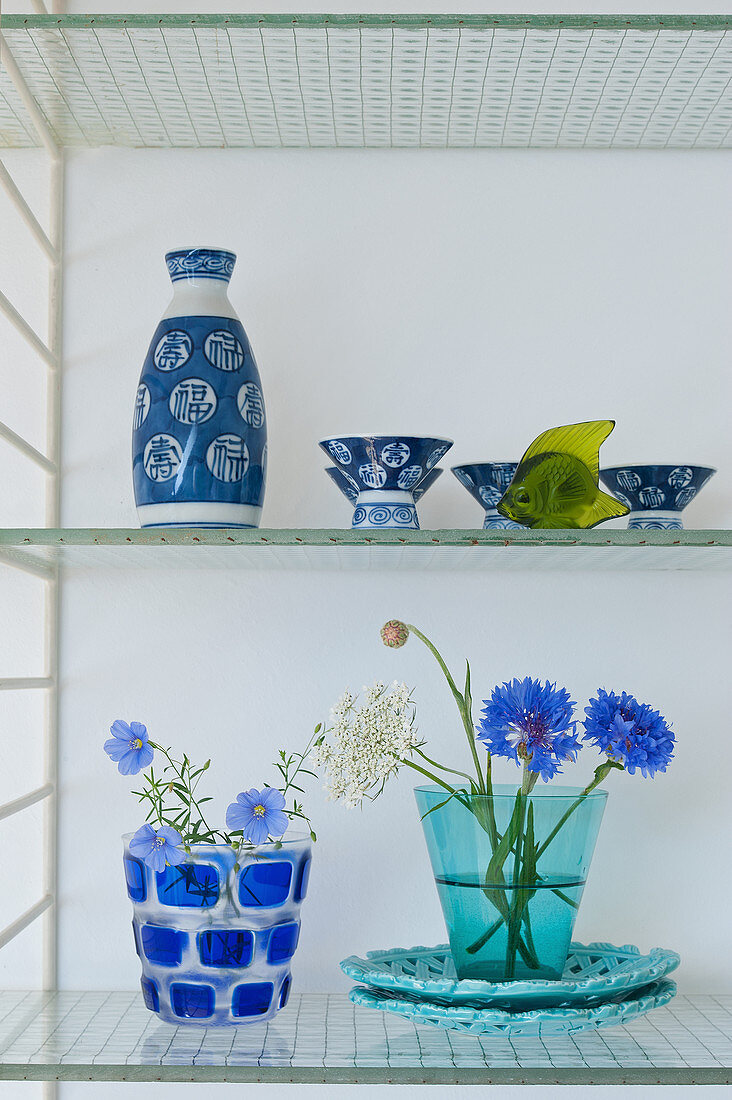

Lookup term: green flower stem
[465,792,539,971]
[468,765,614,966]
[148,742,220,844]
[402,758,457,797]
[535,762,620,860]
[413,747,474,784]
[521,764,539,796]
[281,726,320,802]
[504,795,528,979]
[405,624,487,795]
[551,887,579,909]
[522,907,538,959]
[275,725,321,838]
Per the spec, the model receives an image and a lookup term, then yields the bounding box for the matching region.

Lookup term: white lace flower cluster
[313,681,419,807]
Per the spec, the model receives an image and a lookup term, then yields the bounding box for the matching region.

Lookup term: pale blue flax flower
[129,823,185,872]
[226,787,288,845]
[104,720,154,775]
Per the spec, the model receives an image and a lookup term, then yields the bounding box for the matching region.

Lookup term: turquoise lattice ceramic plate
[341,942,680,1010]
[349,978,676,1036]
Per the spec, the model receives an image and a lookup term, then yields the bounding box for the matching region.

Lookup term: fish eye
[515,489,530,505]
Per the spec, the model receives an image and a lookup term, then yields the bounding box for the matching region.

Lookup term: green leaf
[464,659,472,715]
[310,830,317,842]
[420,790,461,821]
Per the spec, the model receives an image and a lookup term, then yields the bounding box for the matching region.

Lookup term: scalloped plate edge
[349,979,677,1033]
[340,941,680,1005]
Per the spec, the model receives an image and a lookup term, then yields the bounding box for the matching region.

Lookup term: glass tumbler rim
[413,783,608,803]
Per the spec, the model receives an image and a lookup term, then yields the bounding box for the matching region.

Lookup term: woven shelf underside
[2,18,732,148]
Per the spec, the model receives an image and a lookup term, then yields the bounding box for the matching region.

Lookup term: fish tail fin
[522,421,615,479]
[589,489,630,527]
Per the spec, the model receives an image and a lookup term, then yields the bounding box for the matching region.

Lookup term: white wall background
[2,2,732,1099]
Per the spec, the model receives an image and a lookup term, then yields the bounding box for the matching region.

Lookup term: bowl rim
[451,461,518,474]
[165,246,236,259]
[319,434,454,446]
[600,464,717,476]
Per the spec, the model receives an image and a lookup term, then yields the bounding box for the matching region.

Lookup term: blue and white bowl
[599,465,716,530]
[326,465,442,507]
[123,835,311,1026]
[319,435,453,530]
[451,463,523,530]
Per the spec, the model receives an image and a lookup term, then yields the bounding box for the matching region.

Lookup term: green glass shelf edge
[2,13,732,31]
[0,1065,729,1085]
[0,528,730,548]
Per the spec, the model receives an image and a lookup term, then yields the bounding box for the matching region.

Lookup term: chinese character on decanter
[132,247,266,528]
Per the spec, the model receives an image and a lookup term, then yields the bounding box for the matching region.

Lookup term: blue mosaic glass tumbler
[123,835,311,1025]
[415,785,606,982]
[133,247,266,528]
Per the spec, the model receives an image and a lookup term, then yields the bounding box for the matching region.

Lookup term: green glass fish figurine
[497,421,629,529]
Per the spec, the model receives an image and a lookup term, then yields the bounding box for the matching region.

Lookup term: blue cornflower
[583,689,675,777]
[226,787,289,845]
[476,677,581,782]
[104,720,154,775]
[129,823,185,872]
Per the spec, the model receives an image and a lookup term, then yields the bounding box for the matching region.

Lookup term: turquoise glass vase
[414,784,607,982]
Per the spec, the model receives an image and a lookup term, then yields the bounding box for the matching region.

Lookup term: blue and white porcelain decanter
[133,247,266,528]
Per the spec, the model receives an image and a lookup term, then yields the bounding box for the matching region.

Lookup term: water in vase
[435,871,587,982]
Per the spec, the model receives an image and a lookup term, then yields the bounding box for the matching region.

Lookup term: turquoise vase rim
[414,783,608,802]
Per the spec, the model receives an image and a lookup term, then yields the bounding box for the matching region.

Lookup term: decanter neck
[162,247,239,321]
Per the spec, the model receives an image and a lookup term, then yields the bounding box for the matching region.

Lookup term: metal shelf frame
[0,5,64,1100]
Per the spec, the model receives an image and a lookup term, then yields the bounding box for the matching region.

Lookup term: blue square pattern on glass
[132,921,142,958]
[267,922,300,965]
[232,981,273,1017]
[170,982,215,1019]
[156,862,219,908]
[123,856,146,903]
[279,976,291,1009]
[295,857,311,902]
[140,978,159,1013]
[239,861,292,908]
[141,924,185,966]
[198,929,254,968]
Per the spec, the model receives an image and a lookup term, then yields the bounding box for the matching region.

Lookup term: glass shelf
[0,991,729,1083]
[0,529,731,573]
[2,15,732,150]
